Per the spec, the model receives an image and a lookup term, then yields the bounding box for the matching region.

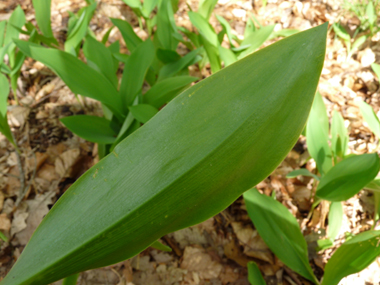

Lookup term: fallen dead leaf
[0,213,11,232]
[11,202,29,236]
[15,191,55,245]
[55,148,80,177]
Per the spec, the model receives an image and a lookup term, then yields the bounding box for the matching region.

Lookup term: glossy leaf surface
[1,24,327,285]
[321,230,380,285]
[244,188,318,283]
[317,153,380,201]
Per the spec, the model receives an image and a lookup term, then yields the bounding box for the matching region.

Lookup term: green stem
[62,273,80,285]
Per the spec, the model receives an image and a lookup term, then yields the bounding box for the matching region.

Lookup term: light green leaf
[121,0,142,10]
[110,18,142,52]
[366,1,376,27]
[0,21,6,47]
[142,0,159,18]
[64,3,96,55]
[218,46,237,67]
[60,115,118,144]
[119,40,155,108]
[4,6,26,52]
[321,230,380,285]
[332,23,350,42]
[156,0,179,50]
[144,76,198,108]
[372,62,380,81]
[32,0,55,40]
[359,100,380,138]
[365,178,380,193]
[61,274,79,285]
[244,188,318,283]
[331,110,348,158]
[352,35,366,51]
[188,11,219,47]
[200,36,221,73]
[1,23,327,285]
[306,92,332,175]
[129,104,158,123]
[247,261,266,285]
[286,169,320,181]
[238,25,275,59]
[83,36,118,88]
[328,202,343,241]
[317,153,380,201]
[216,15,235,47]
[198,0,218,20]
[0,74,16,148]
[15,40,124,118]
[156,48,181,64]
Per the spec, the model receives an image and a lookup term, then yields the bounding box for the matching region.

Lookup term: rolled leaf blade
[316,153,380,202]
[244,188,318,283]
[321,230,380,285]
[1,23,327,285]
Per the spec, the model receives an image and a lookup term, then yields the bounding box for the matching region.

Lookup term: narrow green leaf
[158,48,202,81]
[110,18,142,52]
[352,35,366,51]
[1,23,327,285]
[365,178,380,193]
[331,110,348,158]
[32,0,55,39]
[332,23,350,42]
[60,115,118,144]
[120,40,155,108]
[188,11,219,47]
[372,62,380,81]
[150,240,172,252]
[317,153,380,201]
[121,0,142,10]
[366,1,376,27]
[0,21,7,47]
[198,0,218,20]
[247,261,266,285]
[64,3,96,55]
[83,36,118,88]
[244,17,256,39]
[144,76,198,108]
[270,29,299,39]
[129,104,158,123]
[4,6,26,51]
[359,100,380,138]
[216,15,235,47]
[156,0,179,50]
[321,230,380,285]
[142,0,159,18]
[244,188,318,283]
[15,40,124,118]
[201,36,221,73]
[238,25,275,59]
[328,202,343,241]
[306,92,332,175]
[286,169,320,181]
[0,74,16,148]
[0,231,8,242]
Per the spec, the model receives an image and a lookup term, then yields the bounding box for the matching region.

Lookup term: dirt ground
[1,0,380,284]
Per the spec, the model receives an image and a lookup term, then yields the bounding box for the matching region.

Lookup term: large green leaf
[317,153,380,201]
[4,6,26,51]
[321,230,380,285]
[1,23,327,285]
[244,188,318,283]
[14,40,124,119]
[60,115,118,144]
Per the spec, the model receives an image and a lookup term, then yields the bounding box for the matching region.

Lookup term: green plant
[343,0,379,36]
[244,187,380,285]
[0,23,327,285]
[286,92,380,249]
[332,23,367,60]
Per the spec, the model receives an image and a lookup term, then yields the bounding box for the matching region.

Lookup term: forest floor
[1,0,380,284]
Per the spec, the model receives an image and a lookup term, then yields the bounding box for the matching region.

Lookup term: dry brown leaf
[54,148,80,177]
[231,222,273,264]
[11,202,29,236]
[181,246,223,279]
[37,163,59,182]
[7,106,29,128]
[15,191,55,245]
[0,213,11,231]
